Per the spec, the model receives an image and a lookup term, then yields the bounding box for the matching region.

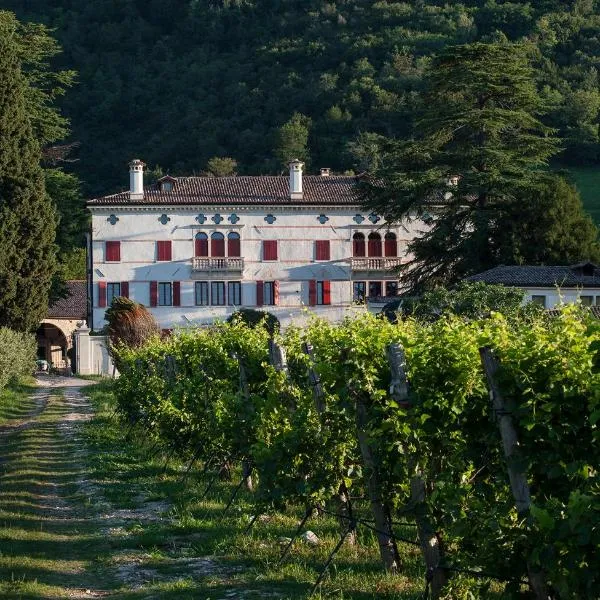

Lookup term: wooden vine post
[234,352,253,492]
[387,343,447,596]
[479,347,552,600]
[269,338,296,412]
[344,342,400,573]
[303,343,356,545]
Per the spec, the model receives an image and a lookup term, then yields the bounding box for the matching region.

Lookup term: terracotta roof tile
[48,281,87,319]
[87,175,360,206]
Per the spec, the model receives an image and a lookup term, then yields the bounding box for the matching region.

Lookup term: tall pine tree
[0,11,57,332]
[361,43,563,291]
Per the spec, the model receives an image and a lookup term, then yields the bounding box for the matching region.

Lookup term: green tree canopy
[0,11,57,331]
[274,112,311,171]
[362,42,561,291]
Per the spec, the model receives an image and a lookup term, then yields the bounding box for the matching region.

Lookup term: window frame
[105,241,121,262]
[263,240,278,261]
[531,294,547,308]
[106,282,121,305]
[211,281,226,306]
[158,282,173,306]
[228,281,242,306]
[156,240,172,262]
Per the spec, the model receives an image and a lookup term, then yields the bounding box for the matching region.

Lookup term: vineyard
[112,309,599,599]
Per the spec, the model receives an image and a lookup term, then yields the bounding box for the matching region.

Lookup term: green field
[567,166,600,225]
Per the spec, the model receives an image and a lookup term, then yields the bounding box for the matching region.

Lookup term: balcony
[350,257,403,272]
[191,257,244,274]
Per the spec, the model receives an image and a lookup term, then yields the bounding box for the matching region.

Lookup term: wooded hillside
[7,0,600,194]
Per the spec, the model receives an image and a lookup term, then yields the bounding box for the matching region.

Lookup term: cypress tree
[0,11,57,332]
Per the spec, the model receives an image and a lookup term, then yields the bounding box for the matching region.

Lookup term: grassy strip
[0,378,38,425]
[82,381,500,599]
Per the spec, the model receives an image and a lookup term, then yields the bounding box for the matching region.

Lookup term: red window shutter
[228,236,241,257]
[98,281,107,308]
[309,280,316,306]
[173,281,181,306]
[263,240,277,261]
[368,238,382,257]
[106,241,121,262]
[195,238,208,257]
[157,241,172,261]
[316,240,330,261]
[211,237,225,257]
[120,281,129,299]
[384,238,397,257]
[353,239,365,257]
[323,280,331,305]
[256,281,264,307]
[150,281,158,307]
[273,280,280,306]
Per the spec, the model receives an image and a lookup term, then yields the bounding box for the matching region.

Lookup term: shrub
[0,327,36,390]
[227,308,280,335]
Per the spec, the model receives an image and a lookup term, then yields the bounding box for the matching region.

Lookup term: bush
[227,308,280,335]
[0,328,36,390]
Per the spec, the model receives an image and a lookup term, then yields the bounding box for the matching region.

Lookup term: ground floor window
[386,281,398,297]
[195,281,241,306]
[531,295,546,308]
[228,281,242,306]
[211,281,226,306]
[353,281,366,303]
[580,295,593,306]
[107,282,121,305]
[369,281,382,297]
[264,281,276,306]
[195,281,209,305]
[158,282,172,306]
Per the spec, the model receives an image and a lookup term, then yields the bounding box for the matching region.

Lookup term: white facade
[525,287,600,309]
[88,164,424,330]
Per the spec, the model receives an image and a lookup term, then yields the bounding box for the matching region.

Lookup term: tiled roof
[48,281,87,319]
[467,264,600,288]
[87,175,360,206]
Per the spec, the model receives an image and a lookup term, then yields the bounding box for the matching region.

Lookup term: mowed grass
[567,165,600,225]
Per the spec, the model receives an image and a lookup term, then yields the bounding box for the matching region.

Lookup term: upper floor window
[107,282,121,305]
[368,232,382,257]
[195,232,208,257]
[384,232,397,257]
[105,241,121,262]
[211,232,225,257]
[157,240,172,261]
[315,240,330,261]
[353,233,365,257]
[228,232,241,257]
[263,240,278,261]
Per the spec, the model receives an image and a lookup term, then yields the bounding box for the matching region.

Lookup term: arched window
[384,232,397,257]
[211,232,225,257]
[368,232,382,257]
[195,232,208,257]
[353,232,365,257]
[227,232,241,257]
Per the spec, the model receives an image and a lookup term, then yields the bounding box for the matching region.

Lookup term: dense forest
[6,0,600,195]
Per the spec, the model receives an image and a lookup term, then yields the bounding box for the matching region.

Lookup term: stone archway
[36,320,76,371]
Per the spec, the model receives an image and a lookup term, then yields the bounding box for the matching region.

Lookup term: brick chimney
[289,159,304,200]
[129,159,145,200]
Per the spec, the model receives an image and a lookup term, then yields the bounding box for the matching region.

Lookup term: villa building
[86,159,424,329]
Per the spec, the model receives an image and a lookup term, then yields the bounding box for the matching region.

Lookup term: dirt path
[0,377,237,599]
